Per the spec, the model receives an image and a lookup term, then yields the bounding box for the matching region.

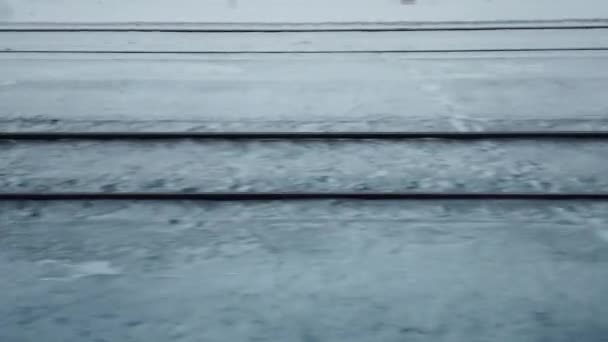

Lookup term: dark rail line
[2,19,608,32]
[2,25,608,33]
[3,131,608,141]
[2,47,608,54]
[2,192,608,201]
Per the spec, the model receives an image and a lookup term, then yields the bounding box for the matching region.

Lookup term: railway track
[3,130,608,140]
[3,4,608,341]
[3,192,608,201]
[3,130,608,201]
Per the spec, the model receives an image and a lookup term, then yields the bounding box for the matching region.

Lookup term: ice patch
[596,229,608,243]
[39,260,121,280]
[71,261,122,277]
[0,80,17,87]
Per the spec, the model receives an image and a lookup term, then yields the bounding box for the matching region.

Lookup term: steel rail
[3,131,608,141]
[2,25,608,33]
[2,19,608,32]
[2,192,608,201]
[2,47,608,54]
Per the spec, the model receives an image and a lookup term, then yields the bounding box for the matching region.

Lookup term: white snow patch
[0,80,17,87]
[597,229,608,243]
[38,260,122,280]
[71,261,122,277]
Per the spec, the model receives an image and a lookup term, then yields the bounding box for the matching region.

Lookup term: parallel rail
[4,131,608,140]
[3,47,608,54]
[4,130,608,201]
[2,192,608,201]
[3,25,607,203]
[2,20,608,32]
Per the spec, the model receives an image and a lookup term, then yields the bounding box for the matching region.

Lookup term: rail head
[2,192,608,201]
[3,131,608,141]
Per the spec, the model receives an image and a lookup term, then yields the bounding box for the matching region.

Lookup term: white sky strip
[0,0,607,24]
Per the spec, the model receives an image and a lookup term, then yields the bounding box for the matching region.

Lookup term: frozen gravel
[2,140,608,193]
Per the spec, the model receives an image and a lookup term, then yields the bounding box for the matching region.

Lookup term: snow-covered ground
[1,0,608,23]
[2,200,608,342]
[2,2,608,341]
[2,52,608,127]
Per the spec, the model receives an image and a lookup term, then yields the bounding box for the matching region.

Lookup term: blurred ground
[1,1,608,341]
[2,201,608,342]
